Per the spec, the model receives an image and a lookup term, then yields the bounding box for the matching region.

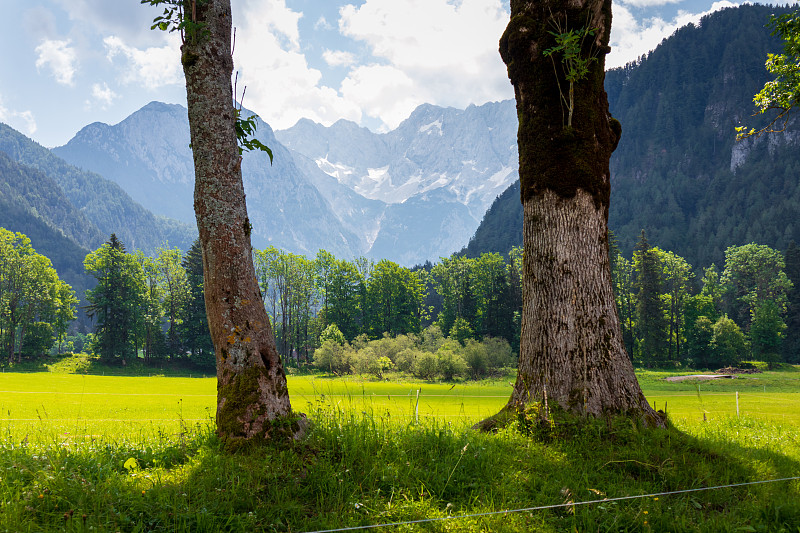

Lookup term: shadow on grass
[3,408,800,532]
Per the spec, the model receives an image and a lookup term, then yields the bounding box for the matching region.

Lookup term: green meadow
[2,365,800,531]
[2,368,800,440]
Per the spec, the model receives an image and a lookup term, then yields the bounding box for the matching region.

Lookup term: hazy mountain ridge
[54,102,372,260]
[0,150,96,299]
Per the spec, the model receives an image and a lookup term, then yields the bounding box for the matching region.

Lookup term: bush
[320,324,346,346]
[436,341,468,380]
[461,339,488,378]
[395,348,421,373]
[415,325,445,353]
[483,336,514,370]
[412,351,439,380]
[372,334,415,364]
[313,339,353,374]
[711,316,748,367]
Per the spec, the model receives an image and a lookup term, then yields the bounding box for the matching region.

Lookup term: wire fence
[300,477,800,533]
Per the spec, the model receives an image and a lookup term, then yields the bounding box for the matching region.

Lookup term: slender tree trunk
[181,0,304,447]
[479,0,661,425]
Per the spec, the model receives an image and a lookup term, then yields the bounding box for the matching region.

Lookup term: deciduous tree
[481,0,659,425]
[143,0,304,445]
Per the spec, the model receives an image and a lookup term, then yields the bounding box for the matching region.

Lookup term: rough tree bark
[180,0,304,447]
[480,0,662,426]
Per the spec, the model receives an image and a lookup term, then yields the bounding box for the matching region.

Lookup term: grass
[1,363,800,531]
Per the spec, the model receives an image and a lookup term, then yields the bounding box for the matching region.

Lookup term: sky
[0,0,797,148]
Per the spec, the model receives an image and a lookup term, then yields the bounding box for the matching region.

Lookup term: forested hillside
[0,151,96,301]
[0,124,195,255]
[464,4,799,268]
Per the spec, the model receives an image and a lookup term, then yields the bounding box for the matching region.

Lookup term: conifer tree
[634,231,668,363]
[84,234,146,362]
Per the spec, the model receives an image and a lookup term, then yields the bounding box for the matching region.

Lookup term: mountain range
[52,98,519,265]
[0,123,196,305]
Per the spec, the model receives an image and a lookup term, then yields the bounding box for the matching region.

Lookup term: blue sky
[0,0,796,148]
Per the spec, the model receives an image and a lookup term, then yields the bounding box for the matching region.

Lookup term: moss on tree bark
[180,0,305,449]
[480,0,663,429]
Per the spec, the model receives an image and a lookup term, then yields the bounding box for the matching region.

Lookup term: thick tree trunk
[510,189,651,415]
[483,0,661,424]
[181,0,304,447]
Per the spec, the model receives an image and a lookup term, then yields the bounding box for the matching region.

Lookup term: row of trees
[253,247,524,364]
[612,232,800,367]
[77,236,525,369]
[0,229,77,362]
[12,228,795,372]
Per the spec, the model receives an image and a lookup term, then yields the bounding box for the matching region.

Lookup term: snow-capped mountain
[54,99,520,264]
[53,102,361,259]
[276,101,519,221]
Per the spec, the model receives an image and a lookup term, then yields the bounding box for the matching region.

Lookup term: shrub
[484,336,514,370]
[412,351,439,380]
[415,325,445,353]
[313,339,353,374]
[436,341,468,380]
[372,334,415,364]
[461,339,488,378]
[320,324,346,346]
[711,316,748,367]
[395,348,421,373]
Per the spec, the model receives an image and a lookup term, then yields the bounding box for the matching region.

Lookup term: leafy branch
[140,0,208,44]
[736,10,800,140]
[543,23,597,128]
[233,75,273,161]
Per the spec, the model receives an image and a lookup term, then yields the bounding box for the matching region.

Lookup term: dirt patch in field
[665,374,736,382]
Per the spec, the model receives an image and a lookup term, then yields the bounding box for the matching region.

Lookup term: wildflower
[38,494,44,499]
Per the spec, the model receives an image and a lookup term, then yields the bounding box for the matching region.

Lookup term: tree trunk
[482,0,661,424]
[181,0,304,447]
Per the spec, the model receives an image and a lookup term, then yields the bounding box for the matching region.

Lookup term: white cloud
[322,49,356,67]
[103,35,182,89]
[314,16,333,30]
[35,39,77,86]
[89,82,118,109]
[618,0,684,8]
[337,0,512,129]
[0,96,37,136]
[232,0,362,129]
[608,1,740,68]
[340,65,418,128]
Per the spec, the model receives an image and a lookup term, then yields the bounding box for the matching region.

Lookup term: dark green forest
[465,4,800,269]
